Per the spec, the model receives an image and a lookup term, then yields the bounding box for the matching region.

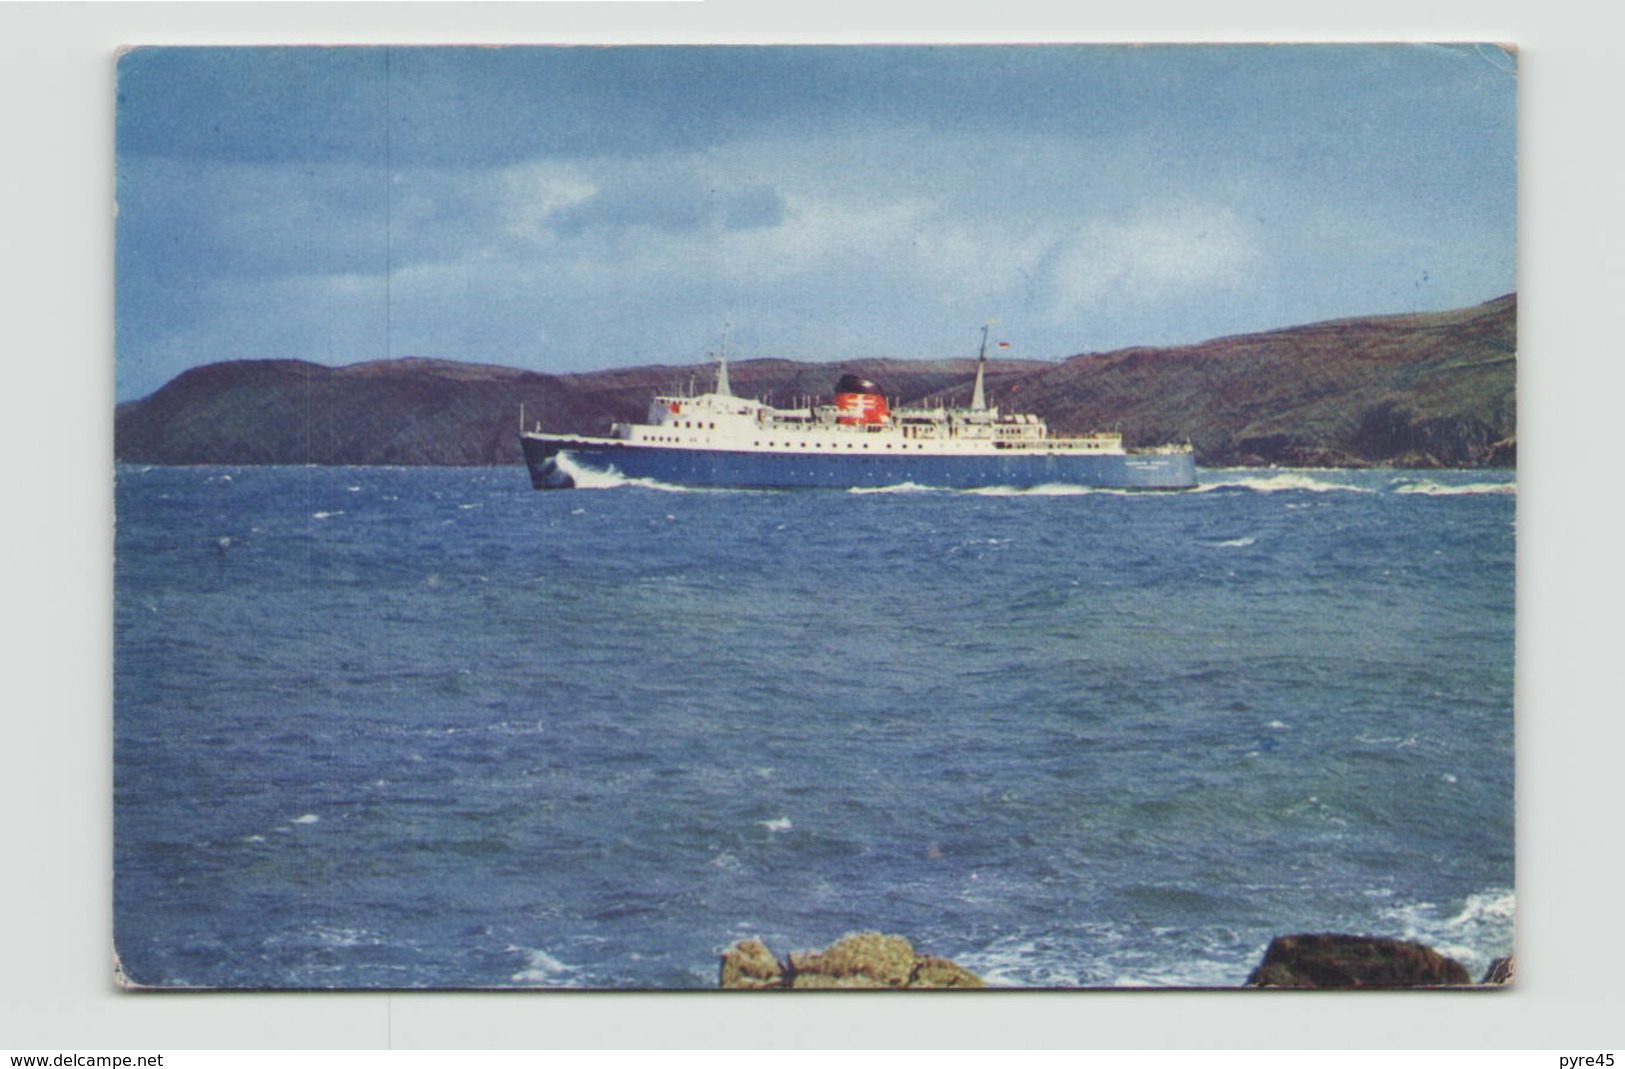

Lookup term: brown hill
[1011,293,1516,467]
[114,295,1515,468]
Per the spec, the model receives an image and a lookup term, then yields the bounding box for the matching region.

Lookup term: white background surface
[2,0,1619,1050]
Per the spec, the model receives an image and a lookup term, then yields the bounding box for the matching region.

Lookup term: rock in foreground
[1246,933,1472,988]
[717,938,786,990]
[719,932,984,990]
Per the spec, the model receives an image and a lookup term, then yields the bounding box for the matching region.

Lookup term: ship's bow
[520,434,577,489]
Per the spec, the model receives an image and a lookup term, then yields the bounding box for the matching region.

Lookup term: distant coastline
[115,294,1515,470]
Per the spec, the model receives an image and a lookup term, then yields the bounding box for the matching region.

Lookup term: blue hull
[522,436,1197,490]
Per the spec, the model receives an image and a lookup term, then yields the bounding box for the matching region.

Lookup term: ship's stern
[1123,449,1199,489]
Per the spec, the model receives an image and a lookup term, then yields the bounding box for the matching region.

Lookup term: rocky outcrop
[1245,934,1473,989]
[717,938,786,990]
[720,931,1506,990]
[718,931,983,990]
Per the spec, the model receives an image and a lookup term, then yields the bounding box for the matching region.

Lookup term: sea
[113,463,1516,989]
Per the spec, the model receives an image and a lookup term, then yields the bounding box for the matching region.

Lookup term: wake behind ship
[520,330,1197,491]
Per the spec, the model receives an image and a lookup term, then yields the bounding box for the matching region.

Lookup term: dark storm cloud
[114,44,1517,401]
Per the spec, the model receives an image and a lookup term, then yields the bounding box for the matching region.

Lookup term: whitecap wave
[311,925,372,949]
[853,482,1136,496]
[1393,479,1516,496]
[1377,887,1515,977]
[1202,536,1256,548]
[957,936,1097,988]
[552,455,737,493]
[709,850,743,871]
[965,483,1108,496]
[311,510,344,520]
[961,929,1251,988]
[550,455,630,490]
[848,482,943,495]
[1354,734,1419,748]
[505,946,581,987]
[1199,472,1375,494]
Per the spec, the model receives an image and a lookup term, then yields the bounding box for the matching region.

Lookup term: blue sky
[114,44,1516,400]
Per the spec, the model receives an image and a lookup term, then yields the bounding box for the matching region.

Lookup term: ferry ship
[520,329,1197,491]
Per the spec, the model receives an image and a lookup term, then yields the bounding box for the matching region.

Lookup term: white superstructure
[597,328,1131,459]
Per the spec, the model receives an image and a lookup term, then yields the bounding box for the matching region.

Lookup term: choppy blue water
[114,464,1515,989]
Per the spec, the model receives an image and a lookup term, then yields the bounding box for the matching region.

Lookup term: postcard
[114,43,1515,990]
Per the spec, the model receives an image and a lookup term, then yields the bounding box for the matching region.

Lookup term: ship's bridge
[613,388,771,445]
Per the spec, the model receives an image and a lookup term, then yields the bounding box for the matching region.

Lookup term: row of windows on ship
[635,437,1113,452]
[636,428,1112,452]
[642,434,933,449]
[662,418,1034,436]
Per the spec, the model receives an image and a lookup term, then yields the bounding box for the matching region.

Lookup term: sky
[113,43,1517,401]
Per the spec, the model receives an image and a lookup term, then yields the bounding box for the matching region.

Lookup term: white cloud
[497,161,599,241]
[1045,200,1264,321]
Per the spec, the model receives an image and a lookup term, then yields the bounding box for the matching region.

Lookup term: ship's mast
[715,323,733,397]
[971,323,990,411]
